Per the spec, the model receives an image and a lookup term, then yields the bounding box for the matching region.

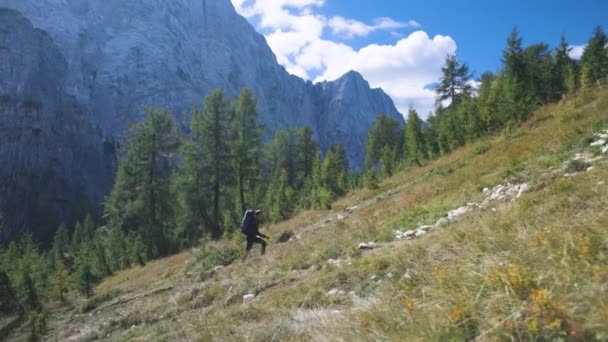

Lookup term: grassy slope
[29,90,608,341]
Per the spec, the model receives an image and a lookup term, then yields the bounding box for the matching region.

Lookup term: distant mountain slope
[0,9,116,243]
[0,0,403,168]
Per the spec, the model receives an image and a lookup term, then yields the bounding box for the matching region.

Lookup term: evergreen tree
[436,54,473,106]
[266,169,294,222]
[82,214,95,242]
[232,88,263,214]
[74,253,94,298]
[51,223,69,269]
[50,263,69,303]
[404,108,427,166]
[104,108,180,257]
[502,27,532,122]
[91,235,112,278]
[195,89,233,238]
[554,34,574,97]
[365,115,402,170]
[298,126,319,181]
[322,146,347,197]
[129,233,146,266]
[0,270,18,314]
[565,63,579,95]
[265,129,300,186]
[71,221,84,252]
[523,43,555,104]
[580,26,608,86]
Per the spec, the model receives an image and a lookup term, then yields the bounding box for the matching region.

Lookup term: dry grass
[35,89,608,341]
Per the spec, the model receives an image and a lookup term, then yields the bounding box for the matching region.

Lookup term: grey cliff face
[0,0,402,167]
[0,9,116,243]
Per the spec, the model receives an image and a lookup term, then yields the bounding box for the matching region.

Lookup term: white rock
[598,181,606,185]
[597,133,608,139]
[327,289,339,296]
[491,208,497,212]
[370,275,377,281]
[327,258,342,266]
[417,225,434,232]
[482,187,490,194]
[587,166,594,172]
[602,146,608,154]
[516,183,530,198]
[387,272,393,279]
[243,294,255,304]
[402,270,412,280]
[358,242,374,250]
[213,265,224,272]
[345,206,359,213]
[447,206,472,221]
[337,214,345,221]
[590,139,606,147]
[435,218,449,227]
[403,230,417,239]
[414,229,427,238]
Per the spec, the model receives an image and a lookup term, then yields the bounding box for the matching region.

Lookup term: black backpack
[241,210,256,235]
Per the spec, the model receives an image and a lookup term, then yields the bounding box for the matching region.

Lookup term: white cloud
[569,44,585,60]
[230,0,454,118]
[328,16,420,38]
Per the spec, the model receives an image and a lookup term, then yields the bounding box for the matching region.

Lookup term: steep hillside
[7,90,608,340]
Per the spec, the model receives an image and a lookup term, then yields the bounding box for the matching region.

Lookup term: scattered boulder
[213,266,224,272]
[435,218,449,227]
[337,214,346,221]
[345,206,359,213]
[590,139,606,147]
[414,230,427,238]
[276,231,294,243]
[326,289,345,296]
[358,241,377,250]
[243,294,255,304]
[447,205,475,222]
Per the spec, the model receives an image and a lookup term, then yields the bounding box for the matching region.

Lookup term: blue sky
[231,0,607,116]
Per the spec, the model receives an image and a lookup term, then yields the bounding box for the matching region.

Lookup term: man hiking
[241,209,268,261]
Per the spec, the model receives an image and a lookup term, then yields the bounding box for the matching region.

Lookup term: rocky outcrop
[0,0,403,168]
[0,9,116,243]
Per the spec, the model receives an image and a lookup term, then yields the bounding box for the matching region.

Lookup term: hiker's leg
[257,237,267,255]
[243,239,254,261]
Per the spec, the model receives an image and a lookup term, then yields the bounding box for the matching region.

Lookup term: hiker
[241,209,268,261]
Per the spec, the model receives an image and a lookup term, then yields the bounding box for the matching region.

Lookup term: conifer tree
[74,253,94,298]
[404,108,427,166]
[232,88,263,213]
[580,26,608,86]
[0,270,18,314]
[82,214,95,242]
[52,223,69,269]
[50,263,69,303]
[71,221,84,252]
[554,34,574,97]
[365,115,402,170]
[298,126,318,181]
[195,89,233,238]
[104,108,180,256]
[436,54,472,106]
